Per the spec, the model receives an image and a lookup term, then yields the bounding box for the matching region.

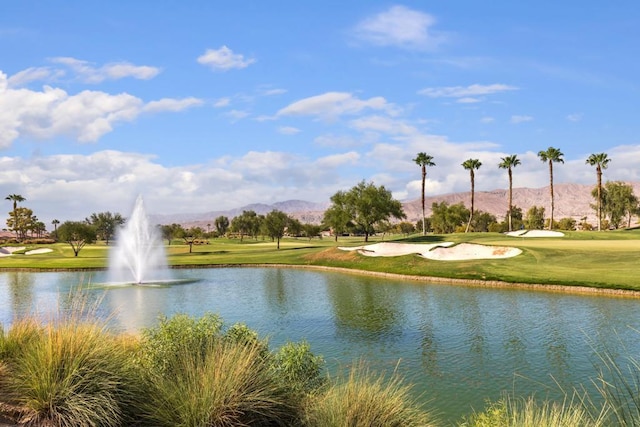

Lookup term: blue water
[1,267,639,424]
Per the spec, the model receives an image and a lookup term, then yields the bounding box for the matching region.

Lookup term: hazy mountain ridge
[153,182,640,229]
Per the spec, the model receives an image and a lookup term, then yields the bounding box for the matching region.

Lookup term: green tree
[322,190,353,241]
[287,217,303,237]
[182,226,204,253]
[6,207,37,241]
[51,219,60,235]
[160,223,184,245]
[86,211,124,245]
[462,158,482,232]
[301,223,322,241]
[230,210,260,242]
[5,194,26,239]
[596,181,638,229]
[429,201,469,234]
[56,221,97,256]
[344,181,405,242]
[471,211,497,232]
[214,215,230,237]
[263,210,290,249]
[586,152,611,231]
[537,147,564,230]
[524,206,546,230]
[498,154,521,232]
[413,152,435,236]
[397,221,416,235]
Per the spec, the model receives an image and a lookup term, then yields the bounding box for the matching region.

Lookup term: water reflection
[1,268,640,424]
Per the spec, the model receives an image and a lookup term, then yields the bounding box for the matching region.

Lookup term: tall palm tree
[413,152,436,235]
[462,158,482,233]
[537,147,564,230]
[586,152,611,231]
[498,154,521,232]
[5,194,25,237]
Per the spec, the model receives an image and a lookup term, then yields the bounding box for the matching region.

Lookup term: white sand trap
[339,241,520,261]
[0,246,26,257]
[25,248,53,255]
[423,243,522,261]
[339,242,454,257]
[505,230,564,238]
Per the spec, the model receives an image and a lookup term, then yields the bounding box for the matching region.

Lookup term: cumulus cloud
[277,92,394,120]
[50,57,160,83]
[197,46,256,71]
[352,5,445,50]
[0,71,203,147]
[419,83,518,99]
[7,67,65,88]
[349,115,417,135]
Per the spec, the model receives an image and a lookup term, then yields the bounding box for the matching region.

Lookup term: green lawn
[1,229,639,291]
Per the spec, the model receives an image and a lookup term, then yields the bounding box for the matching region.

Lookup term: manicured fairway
[1,229,639,291]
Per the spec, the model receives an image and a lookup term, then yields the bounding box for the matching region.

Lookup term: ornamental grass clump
[303,361,434,427]
[0,319,142,427]
[459,394,603,427]
[141,339,294,427]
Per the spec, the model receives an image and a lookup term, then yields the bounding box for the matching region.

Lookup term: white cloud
[277,126,301,135]
[50,57,160,83]
[277,92,393,120]
[353,5,445,50]
[143,97,203,113]
[214,97,231,108]
[0,72,204,147]
[457,97,481,104]
[317,152,360,168]
[419,83,518,99]
[7,67,64,88]
[225,109,250,121]
[197,46,256,71]
[511,115,534,124]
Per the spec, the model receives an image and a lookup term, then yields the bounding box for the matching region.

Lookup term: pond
[1,267,639,424]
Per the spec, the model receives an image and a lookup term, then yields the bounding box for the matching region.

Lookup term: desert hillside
[157,182,640,229]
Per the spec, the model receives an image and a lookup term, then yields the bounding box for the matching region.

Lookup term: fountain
[107,195,173,285]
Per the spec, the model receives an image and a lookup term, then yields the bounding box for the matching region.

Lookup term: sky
[1,1,639,226]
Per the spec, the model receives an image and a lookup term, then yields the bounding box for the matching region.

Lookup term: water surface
[1,267,638,424]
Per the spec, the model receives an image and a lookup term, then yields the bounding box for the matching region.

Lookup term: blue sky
[1,1,639,225]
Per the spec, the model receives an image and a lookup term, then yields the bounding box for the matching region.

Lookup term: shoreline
[2,263,639,299]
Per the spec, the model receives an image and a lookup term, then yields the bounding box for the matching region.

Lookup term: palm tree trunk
[421,166,426,235]
[597,165,602,231]
[508,168,513,232]
[465,171,475,233]
[549,161,554,230]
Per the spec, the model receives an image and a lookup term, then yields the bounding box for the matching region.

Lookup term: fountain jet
[107,196,172,285]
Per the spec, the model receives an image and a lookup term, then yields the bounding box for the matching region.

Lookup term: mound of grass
[303,361,433,427]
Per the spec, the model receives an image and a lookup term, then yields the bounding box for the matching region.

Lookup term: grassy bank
[1,229,639,291]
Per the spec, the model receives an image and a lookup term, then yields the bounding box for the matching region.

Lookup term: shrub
[459,395,602,427]
[303,361,432,427]
[0,321,141,427]
[142,340,293,427]
[273,340,326,397]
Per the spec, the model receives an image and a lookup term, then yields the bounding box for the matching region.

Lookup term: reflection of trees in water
[416,291,441,377]
[8,271,35,318]
[326,275,404,342]
[263,268,289,310]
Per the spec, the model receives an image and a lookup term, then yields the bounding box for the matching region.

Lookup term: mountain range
[151,182,640,229]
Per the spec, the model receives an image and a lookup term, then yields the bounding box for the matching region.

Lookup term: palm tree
[52,219,60,233]
[586,152,611,231]
[462,158,482,233]
[413,152,436,235]
[5,194,25,237]
[537,147,564,230]
[498,154,521,232]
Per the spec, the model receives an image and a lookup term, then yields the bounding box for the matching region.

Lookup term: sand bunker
[25,248,53,255]
[505,230,564,237]
[339,242,521,261]
[0,246,25,257]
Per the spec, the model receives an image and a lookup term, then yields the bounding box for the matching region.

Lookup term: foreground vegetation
[1,229,640,291]
[1,308,640,426]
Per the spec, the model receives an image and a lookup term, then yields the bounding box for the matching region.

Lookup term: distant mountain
[151,182,640,228]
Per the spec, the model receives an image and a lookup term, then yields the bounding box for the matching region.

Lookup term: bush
[0,320,141,427]
[303,361,432,427]
[142,340,294,427]
[273,340,326,396]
